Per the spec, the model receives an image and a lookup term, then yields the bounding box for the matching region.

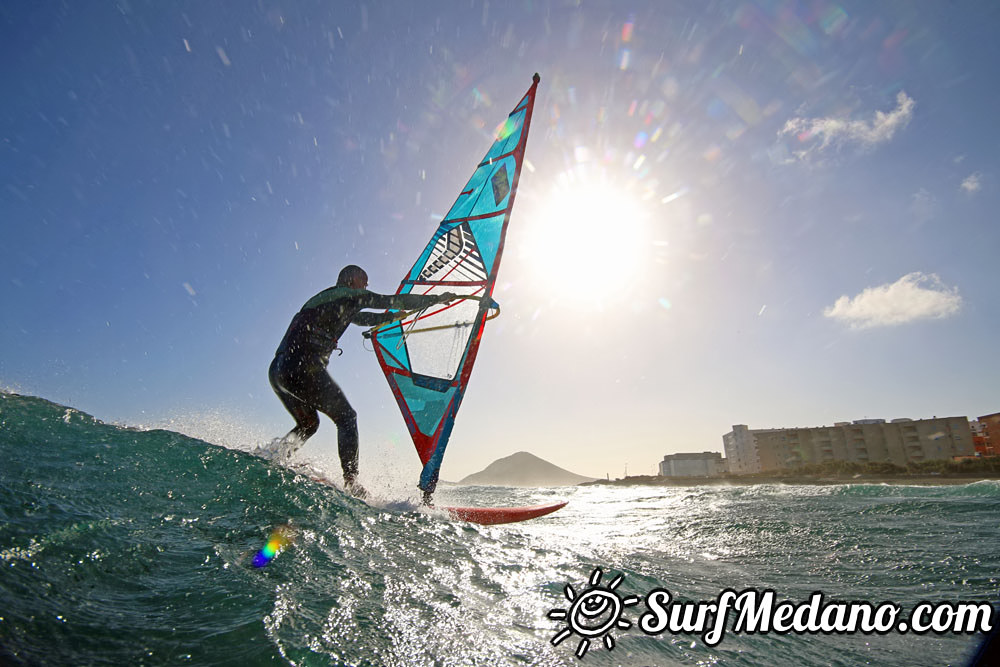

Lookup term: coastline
[580,473,1000,488]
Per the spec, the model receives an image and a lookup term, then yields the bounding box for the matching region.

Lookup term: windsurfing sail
[369,73,540,494]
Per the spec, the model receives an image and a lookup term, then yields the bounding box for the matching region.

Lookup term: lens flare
[252,524,294,568]
[495,116,520,141]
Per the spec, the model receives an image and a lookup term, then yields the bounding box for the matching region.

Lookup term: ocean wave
[2,392,996,666]
[830,479,1000,498]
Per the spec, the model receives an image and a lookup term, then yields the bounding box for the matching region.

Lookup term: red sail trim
[377,346,404,370]
[439,210,516,225]
[477,147,521,168]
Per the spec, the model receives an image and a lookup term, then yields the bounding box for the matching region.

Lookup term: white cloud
[779,91,915,159]
[824,272,961,329]
[961,172,982,193]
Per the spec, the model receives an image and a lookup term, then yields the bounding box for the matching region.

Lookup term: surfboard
[441,501,567,525]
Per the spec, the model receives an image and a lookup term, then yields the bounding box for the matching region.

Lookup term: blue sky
[2,1,998,483]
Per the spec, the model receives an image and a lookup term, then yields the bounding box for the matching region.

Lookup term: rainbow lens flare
[495,116,518,141]
[252,525,293,568]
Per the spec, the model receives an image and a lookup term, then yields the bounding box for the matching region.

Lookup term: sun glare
[521,181,648,304]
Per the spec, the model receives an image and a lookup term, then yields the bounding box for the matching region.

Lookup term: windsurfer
[259,264,455,499]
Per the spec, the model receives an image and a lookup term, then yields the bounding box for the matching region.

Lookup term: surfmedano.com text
[639,588,995,646]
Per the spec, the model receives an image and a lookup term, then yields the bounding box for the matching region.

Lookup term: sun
[547,568,640,658]
[519,180,648,304]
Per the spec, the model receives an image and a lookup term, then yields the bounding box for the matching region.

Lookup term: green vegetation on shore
[790,457,1000,476]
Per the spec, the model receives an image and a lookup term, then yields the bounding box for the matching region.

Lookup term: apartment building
[722,417,974,474]
[975,413,1000,456]
[659,451,727,477]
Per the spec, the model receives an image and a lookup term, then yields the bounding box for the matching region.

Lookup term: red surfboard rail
[441,501,567,525]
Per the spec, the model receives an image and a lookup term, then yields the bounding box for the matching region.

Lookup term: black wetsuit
[269,286,441,479]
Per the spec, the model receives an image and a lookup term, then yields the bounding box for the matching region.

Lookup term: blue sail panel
[466,214,505,278]
[443,156,515,222]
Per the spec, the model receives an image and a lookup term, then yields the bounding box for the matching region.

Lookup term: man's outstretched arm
[359,291,456,311]
[351,291,457,327]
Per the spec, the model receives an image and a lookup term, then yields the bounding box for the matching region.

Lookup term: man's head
[337,264,369,289]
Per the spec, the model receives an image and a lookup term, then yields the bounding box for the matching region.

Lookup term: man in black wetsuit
[259,264,455,498]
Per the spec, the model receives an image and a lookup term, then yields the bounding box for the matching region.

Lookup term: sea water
[1,392,997,666]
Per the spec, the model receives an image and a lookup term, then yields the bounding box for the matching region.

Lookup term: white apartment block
[722,417,974,474]
[659,451,727,477]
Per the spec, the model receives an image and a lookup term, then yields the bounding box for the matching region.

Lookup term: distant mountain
[458,451,596,487]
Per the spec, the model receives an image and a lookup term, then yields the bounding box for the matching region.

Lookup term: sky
[2,1,999,484]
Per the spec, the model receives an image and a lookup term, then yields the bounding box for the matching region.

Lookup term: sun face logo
[548,568,640,659]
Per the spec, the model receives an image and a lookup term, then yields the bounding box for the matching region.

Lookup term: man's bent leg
[267,356,320,462]
[312,372,365,497]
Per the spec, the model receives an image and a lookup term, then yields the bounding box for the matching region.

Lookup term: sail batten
[370,75,539,494]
